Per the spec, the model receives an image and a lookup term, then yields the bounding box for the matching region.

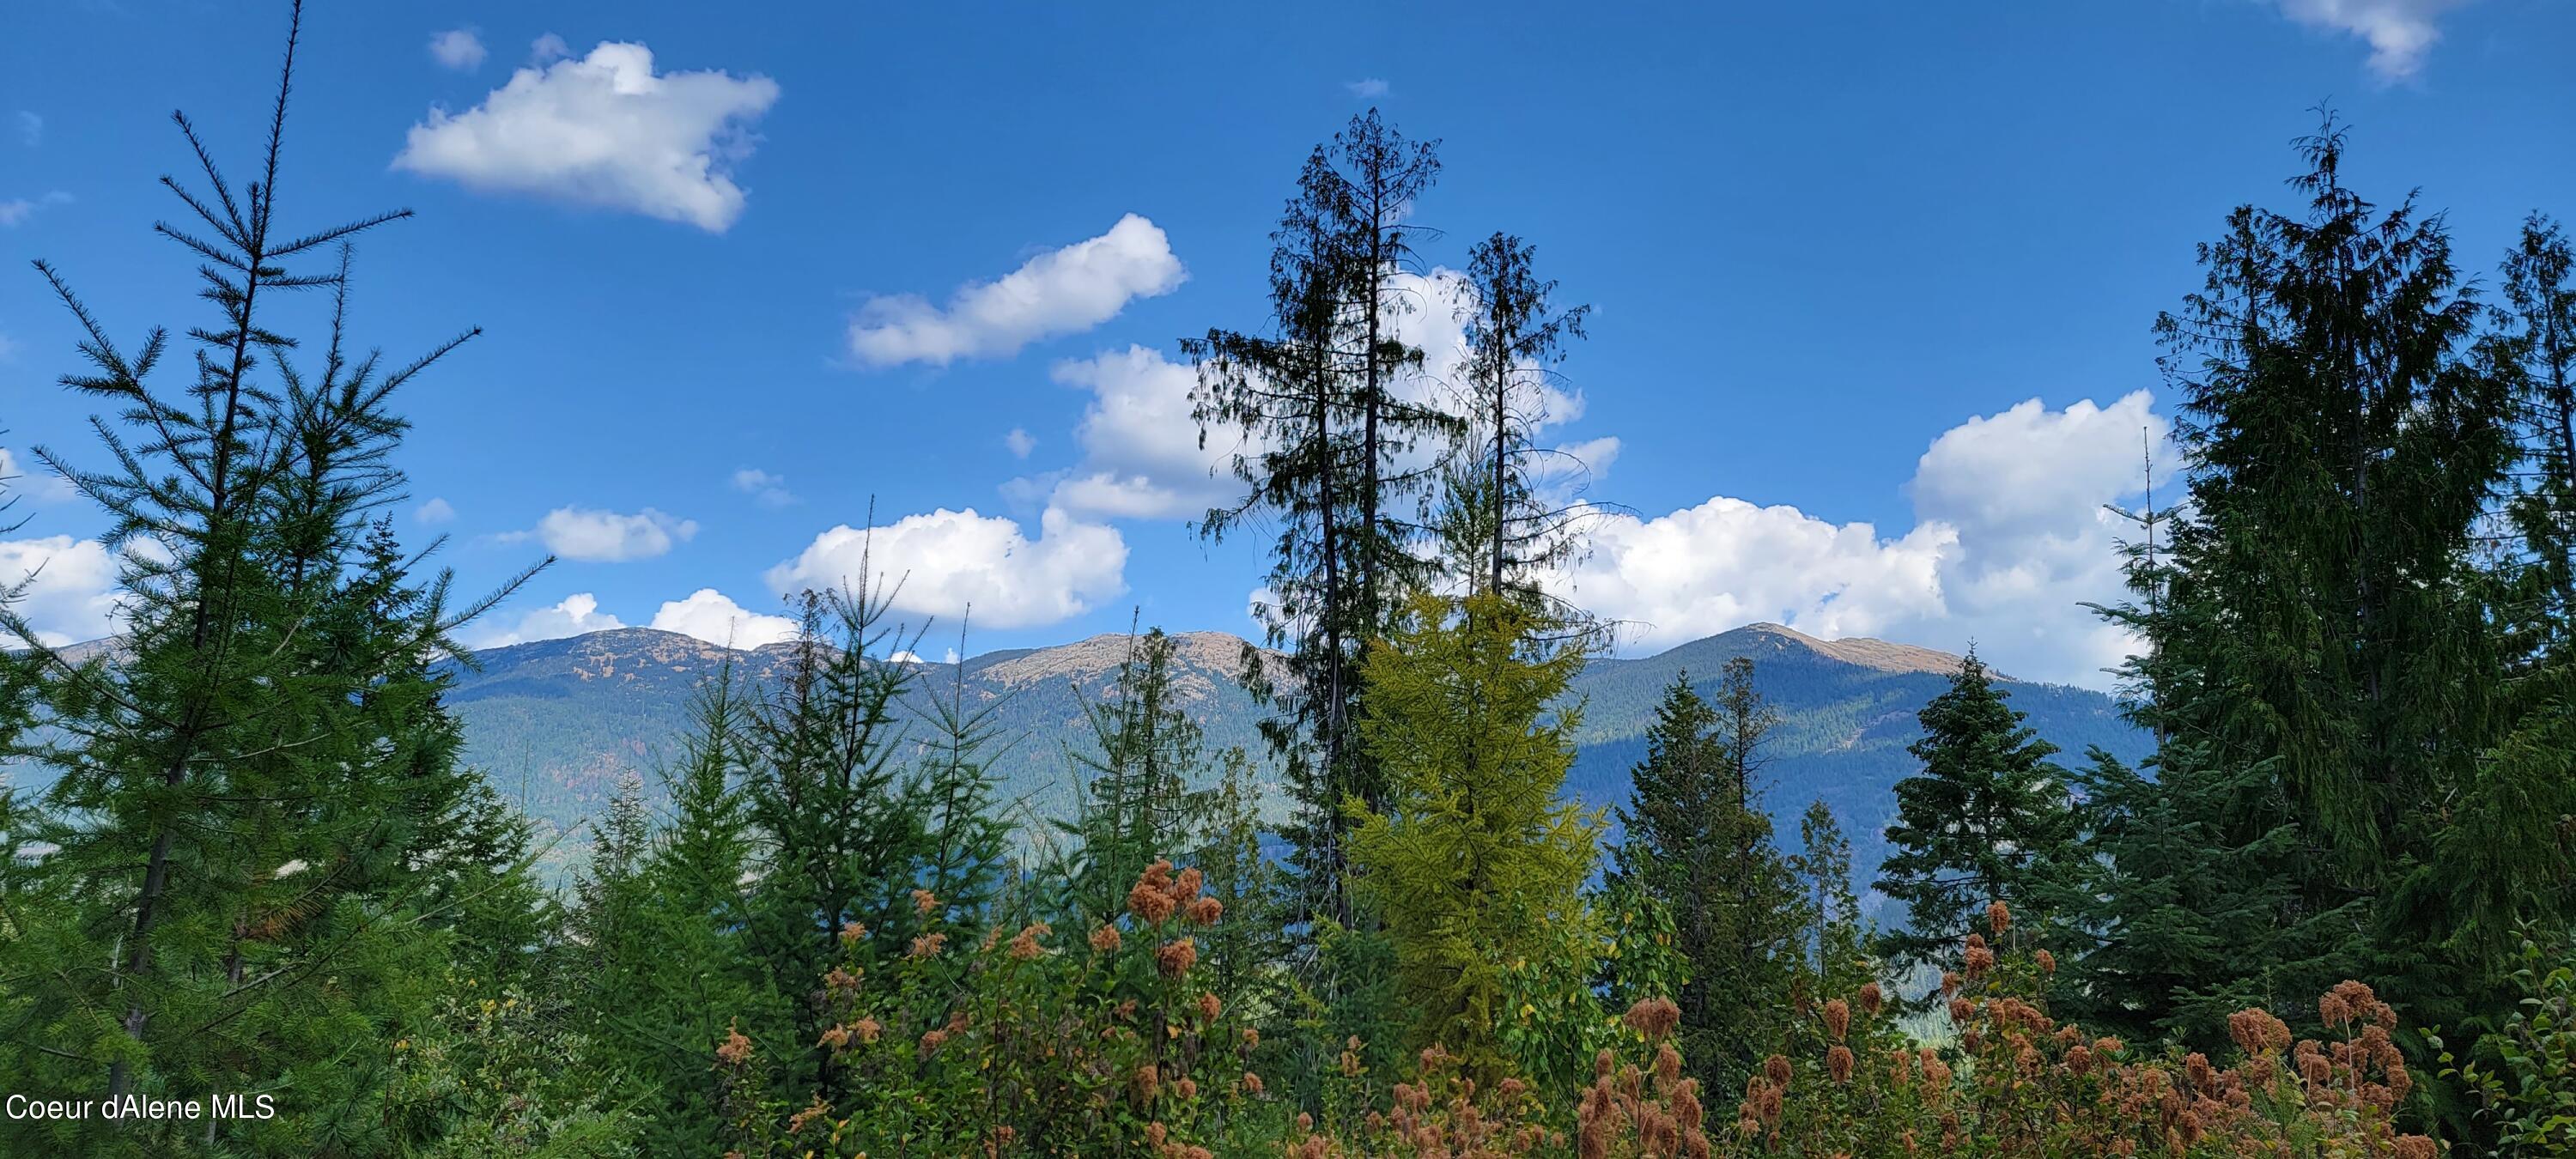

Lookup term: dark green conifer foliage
[742,578,933,1093]
[0,7,544,1149]
[1188,112,1451,935]
[916,622,1017,919]
[1790,798,1870,1000]
[1062,625,1216,925]
[586,663,784,1155]
[1875,651,2081,986]
[1443,231,1599,632]
[2079,118,2558,1064]
[1611,663,1801,1085]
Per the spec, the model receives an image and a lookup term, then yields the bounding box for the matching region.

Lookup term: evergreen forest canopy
[2,9,2571,1156]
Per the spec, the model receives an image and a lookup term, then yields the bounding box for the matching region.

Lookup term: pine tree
[1347,592,1600,1079]
[1790,799,1869,1000]
[1875,651,2081,986]
[1611,663,1802,1085]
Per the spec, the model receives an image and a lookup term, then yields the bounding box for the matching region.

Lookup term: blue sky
[3,0,2571,689]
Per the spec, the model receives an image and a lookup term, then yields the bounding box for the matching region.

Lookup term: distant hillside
[1562,623,2152,886]
[438,627,1279,851]
[11,623,2153,892]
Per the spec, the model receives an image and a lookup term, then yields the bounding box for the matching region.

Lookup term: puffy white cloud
[463,592,626,648]
[0,535,120,646]
[0,191,72,228]
[1557,499,1954,650]
[530,33,571,63]
[428,27,487,70]
[1558,392,2172,689]
[394,41,781,232]
[1005,428,1036,458]
[507,506,697,561]
[1906,391,2172,683]
[2269,0,2470,79]
[413,497,457,525]
[732,468,797,507]
[766,507,1127,630]
[848,215,1186,368]
[1041,346,1244,520]
[1346,78,1391,98]
[648,587,798,648]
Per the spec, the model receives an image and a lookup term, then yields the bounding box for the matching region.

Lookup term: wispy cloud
[0,191,73,228]
[428,27,488,71]
[2268,0,2472,80]
[1346,78,1390,99]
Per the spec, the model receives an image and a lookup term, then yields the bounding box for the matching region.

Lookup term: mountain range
[428,622,2154,885]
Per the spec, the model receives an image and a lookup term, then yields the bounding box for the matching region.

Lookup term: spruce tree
[2080,118,2555,1053]
[1875,651,2081,986]
[0,8,543,1149]
[742,580,933,1094]
[1610,663,1802,1085]
[1791,798,1870,1000]
[1444,231,1598,629]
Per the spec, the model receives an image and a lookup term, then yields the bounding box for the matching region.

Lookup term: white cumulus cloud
[507,506,697,561]
[393,40,781,232]
[2269,0,2470,79]
[1005,428,1036,458]
[413,497,457,525]
[428,27,487,70]
[463,592,627,648]
[848,215,1186,368]
[0,535,120,646]
[1556,392,2172,689]
[767,507,1127,630]
[648,587,798,648]
[1041,345,1247,521]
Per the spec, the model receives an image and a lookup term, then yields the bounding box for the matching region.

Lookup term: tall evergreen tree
[2081,118,2559,1053]
[1443,231,1596,625]
[0,8,544,1149]
[1187,112,1452,932]
[1876,652,2081,986]
[1610,663,1802,1085]
[2496,215,2576,663]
